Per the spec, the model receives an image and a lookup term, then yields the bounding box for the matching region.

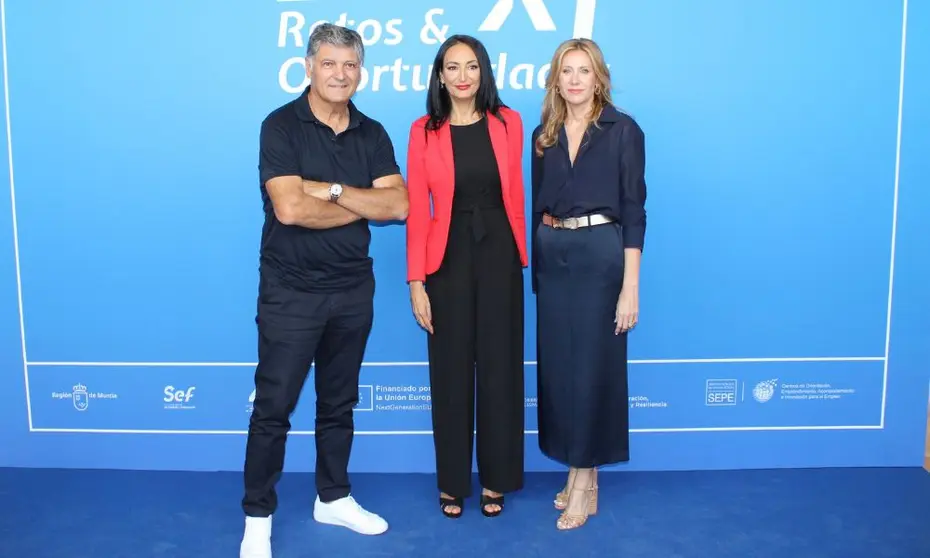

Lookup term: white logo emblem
[164,385,197,409]
[752,379,778,403]
[478,0,597,39]
[73,383,89,411]
[164,386,196,404]
[246,388,256,414]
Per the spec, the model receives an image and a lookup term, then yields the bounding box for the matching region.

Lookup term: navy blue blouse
[530,103,648,291]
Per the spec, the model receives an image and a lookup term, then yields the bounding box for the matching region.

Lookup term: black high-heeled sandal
[480,493,504,517]
[440,495,463,518]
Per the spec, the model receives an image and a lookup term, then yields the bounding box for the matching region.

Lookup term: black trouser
[425,206,525,498]
[241,273,374,517]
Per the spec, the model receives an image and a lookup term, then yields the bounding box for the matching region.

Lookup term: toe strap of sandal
[480,493,505,516]
[481,494,504,506]
[440,495,463,512]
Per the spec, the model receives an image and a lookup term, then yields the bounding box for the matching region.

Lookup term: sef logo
[164,386,196,403]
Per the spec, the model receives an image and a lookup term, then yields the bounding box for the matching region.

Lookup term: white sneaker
[313,495,389,535]
[239,515,272,558]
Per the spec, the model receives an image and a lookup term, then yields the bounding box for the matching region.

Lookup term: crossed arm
[267,174,408,229]
[260,117,408,229]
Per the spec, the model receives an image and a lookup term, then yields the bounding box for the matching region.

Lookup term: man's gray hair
[306,23,365,65]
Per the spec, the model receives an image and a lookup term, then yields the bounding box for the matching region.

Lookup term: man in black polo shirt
[239,23,408,558]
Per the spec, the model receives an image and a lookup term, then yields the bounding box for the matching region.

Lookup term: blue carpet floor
[1,467,928,557]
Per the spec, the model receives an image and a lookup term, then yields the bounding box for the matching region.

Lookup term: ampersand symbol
[420,8,449,45]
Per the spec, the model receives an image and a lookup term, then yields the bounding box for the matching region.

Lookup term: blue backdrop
[1,0,928,473]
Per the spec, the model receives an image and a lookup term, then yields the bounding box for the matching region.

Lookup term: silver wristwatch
[329,183,343,202]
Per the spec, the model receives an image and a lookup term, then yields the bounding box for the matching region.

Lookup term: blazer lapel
[487,115,510,203]
[438,122,455,190]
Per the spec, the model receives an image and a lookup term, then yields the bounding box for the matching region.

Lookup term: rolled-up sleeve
[619,121,647,250]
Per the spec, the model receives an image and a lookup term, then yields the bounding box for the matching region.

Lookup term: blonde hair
[534,38,612,156]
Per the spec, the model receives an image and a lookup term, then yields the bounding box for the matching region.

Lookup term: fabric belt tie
[454,203,505,242]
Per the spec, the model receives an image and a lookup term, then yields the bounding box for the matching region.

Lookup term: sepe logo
[478,0,597,39]
[705,379,738,406]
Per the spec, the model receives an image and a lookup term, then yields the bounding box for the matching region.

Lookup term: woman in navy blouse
[530,38,647,530]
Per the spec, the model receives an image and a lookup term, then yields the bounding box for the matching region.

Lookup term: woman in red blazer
[405,34,528,519]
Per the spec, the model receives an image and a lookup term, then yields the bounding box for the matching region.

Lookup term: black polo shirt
[257,86,401,293]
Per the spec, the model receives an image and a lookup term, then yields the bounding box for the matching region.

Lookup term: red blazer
[405,107,528,283]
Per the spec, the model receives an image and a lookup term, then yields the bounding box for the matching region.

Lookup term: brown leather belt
[542,213,615,230]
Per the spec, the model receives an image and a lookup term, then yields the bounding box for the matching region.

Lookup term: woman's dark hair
[425,34,507,132]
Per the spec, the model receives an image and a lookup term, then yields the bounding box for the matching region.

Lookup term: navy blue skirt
[535,220,631,468]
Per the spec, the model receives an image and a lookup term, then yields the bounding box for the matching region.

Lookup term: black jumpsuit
[425,117,525,498]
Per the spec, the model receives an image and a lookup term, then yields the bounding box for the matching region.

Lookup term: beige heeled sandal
[556,486,598,530]
[556,469,598,530]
